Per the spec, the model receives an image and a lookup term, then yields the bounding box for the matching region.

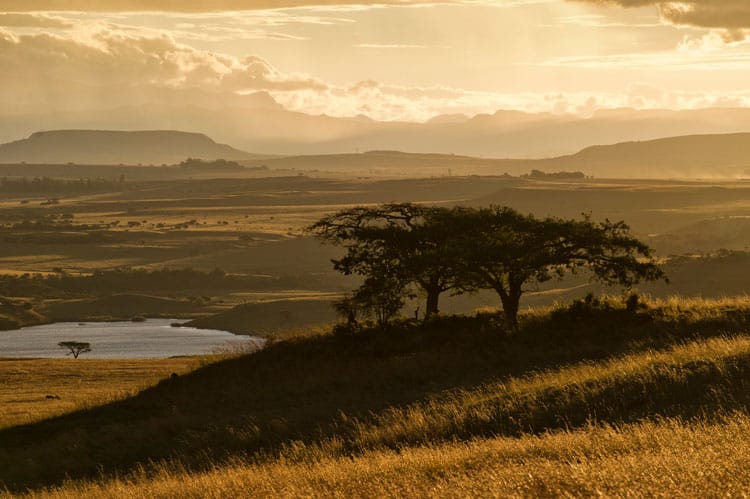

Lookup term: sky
[1,0,749,123]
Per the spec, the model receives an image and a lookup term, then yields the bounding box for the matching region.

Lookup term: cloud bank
[0,13,73,28]
[0,25,322,96]
[1,19,750,123]
[0,0,441,12]
[574,1,750,33]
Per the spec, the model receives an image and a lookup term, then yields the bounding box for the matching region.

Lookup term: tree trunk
[499,293,520,330]
[425,289,440,319]
[496,278,523,332]
[422,275,442,319]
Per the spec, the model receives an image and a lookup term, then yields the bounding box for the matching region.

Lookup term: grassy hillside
[1,296,750,496]
[25,416,750,498]
[557,132,750,178]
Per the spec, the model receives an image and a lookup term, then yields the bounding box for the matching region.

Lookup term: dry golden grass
[0,358,203,429]
[3,301,750,497]
[333,335,750,451]
[19,415,750,498]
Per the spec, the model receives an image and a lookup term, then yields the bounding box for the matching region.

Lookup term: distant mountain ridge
[535,132,750,178]
[2,129,750,179]
[244,133,750,179]
[569,132,750,168]
[6,94,750,158]
[0,130,257,165]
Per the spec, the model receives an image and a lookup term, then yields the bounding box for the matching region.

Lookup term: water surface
[0,319,262,359]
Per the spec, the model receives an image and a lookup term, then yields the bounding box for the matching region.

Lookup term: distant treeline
[521,170,586,179]
[179,158,268,172]
[0,176,127,194]
[0,267,318,298]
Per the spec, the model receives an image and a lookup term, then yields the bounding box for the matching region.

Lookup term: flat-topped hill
[0,130,255,165]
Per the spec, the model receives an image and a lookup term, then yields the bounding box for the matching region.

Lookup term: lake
[0,319,263,359]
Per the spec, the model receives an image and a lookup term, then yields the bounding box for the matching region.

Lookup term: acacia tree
[58,341,91,359]
[309,203,467,321]
[454,206,666,328]
[311,203,665,331]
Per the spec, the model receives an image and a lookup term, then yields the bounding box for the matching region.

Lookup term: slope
[2,297,750,492]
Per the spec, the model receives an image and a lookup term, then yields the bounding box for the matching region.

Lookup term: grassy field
[5,174,750,277]
[0,357,204,429]
[1,296,750,496]
[6,174,750,332]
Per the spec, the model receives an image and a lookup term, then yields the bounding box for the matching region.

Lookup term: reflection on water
[0,319,262,359]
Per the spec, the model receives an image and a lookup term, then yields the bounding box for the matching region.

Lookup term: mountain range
[1,129,749,179]
[3,90,750,159]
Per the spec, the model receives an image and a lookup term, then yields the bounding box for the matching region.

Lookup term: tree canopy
[310,203,666,329]
[309,203,468,321]
[449,207,665,327]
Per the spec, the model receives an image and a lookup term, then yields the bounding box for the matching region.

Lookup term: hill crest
[0,130,256,166]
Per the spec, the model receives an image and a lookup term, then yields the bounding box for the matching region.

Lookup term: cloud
[540,47,750,70]
[354,43,429,49]
[269,78,750,122]
[572,1,750,34]
[272,82,596,122]
[0,0,446,12]
[0,13,72,28]
[0,24,323,96]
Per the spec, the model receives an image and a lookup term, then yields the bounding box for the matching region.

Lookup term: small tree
[333,293,362,329]
[354,275,412,330]
[58,341,91,359]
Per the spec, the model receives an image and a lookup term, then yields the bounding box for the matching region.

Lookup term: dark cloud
[573,1,750,31]
[0,0,437,12]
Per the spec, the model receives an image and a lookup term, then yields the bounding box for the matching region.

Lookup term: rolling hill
[245,133,750,179]
[2,128,749,179]
[0,130,257,165]
[539,132,750,178]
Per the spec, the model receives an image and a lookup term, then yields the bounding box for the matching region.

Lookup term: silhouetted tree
[309,203,469,321]
[58,341,91,359]
[312,204,665,331]
[354,275,411,330]
[454,206,666,328]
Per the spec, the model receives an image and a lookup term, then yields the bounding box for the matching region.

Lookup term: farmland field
[3,173,750,331]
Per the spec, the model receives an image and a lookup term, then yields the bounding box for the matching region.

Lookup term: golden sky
[1,0,749,123]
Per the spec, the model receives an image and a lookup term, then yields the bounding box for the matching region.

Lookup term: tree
[454,206,666,328]
[311,203,666,331]
[354,275,411,330]
[58,341,91,359]
[309,203,468,321]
